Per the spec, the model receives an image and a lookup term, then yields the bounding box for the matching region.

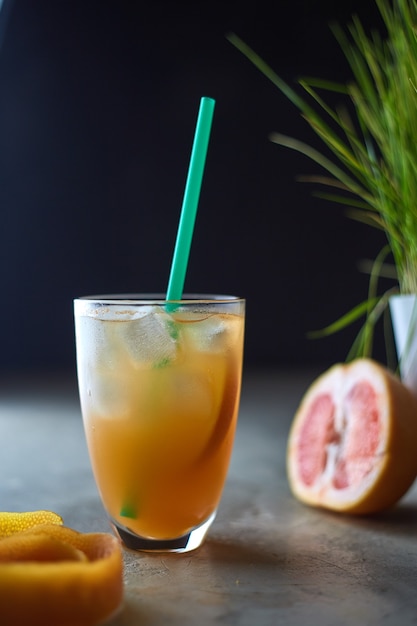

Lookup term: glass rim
[74,293,244,305]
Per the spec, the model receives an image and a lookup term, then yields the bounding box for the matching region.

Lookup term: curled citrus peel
[0,511,123,626]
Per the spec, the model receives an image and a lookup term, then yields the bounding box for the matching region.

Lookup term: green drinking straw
[166,96,216,301]
[120,98,215,520]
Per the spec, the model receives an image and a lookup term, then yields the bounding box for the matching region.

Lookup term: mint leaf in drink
[120,501,138,519]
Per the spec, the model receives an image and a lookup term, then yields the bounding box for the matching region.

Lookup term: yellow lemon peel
[0,510,63,537]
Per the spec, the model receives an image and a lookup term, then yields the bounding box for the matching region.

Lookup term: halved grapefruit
[287,358,417,514]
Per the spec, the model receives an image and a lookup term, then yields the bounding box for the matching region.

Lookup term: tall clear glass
[74,295,245,553]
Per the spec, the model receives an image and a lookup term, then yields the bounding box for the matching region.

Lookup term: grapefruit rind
[287,359,417,514]
[0,523,124,626]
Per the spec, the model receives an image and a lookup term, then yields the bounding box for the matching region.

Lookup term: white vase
[389,294,417,394]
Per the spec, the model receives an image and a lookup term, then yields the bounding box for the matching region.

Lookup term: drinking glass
[74,294,245,552]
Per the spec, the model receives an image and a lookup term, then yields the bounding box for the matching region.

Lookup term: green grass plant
[228,0,417,359]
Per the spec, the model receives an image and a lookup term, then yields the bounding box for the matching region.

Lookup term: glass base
[110,511,216,553]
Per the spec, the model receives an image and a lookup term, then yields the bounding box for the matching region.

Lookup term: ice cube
[115,306,179,366]
[77,307,179,370]
[85,371,135,419]
[78,316,125,372]
[183,313,229,352]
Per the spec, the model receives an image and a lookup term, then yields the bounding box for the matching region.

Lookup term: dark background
[0,0,391,375]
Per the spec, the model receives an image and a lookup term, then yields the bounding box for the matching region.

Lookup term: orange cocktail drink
[74,295,245,552]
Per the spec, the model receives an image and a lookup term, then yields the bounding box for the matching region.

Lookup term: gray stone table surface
[1,368,417,625]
